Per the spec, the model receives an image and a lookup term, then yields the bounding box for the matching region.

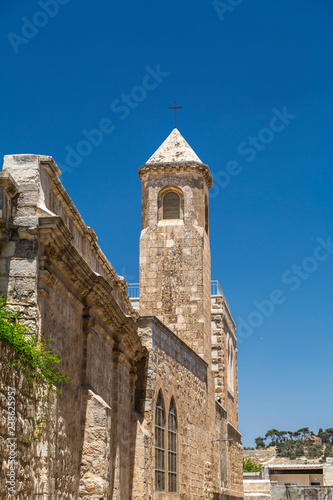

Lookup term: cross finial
[168,101,183,128]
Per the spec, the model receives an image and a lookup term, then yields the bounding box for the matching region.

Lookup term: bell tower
[138,129,213,362]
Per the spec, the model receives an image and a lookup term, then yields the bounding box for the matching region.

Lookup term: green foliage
[243,458,262,473]
[255,437,266,449]
[0,296,69,390]
[324,444,333,458]
[304,442,323,459]
[0,296,69,441]
[255,426,332,460]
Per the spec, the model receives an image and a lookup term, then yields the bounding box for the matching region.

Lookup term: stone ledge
[138,161,213,188]
[0,172,19,197]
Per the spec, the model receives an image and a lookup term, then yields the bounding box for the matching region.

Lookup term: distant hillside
[245,427,333,460]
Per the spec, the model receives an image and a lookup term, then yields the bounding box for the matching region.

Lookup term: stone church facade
[0,130,243,499]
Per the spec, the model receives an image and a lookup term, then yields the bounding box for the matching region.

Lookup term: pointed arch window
[168,398,177,493]
[163,191,180,219]
[155,391,165,492]
[228,337,234,394]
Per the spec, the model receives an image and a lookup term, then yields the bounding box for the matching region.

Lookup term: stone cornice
[39,159,132,302]
[38,215,145,363]
[0,172,19,198]
[138,161,213,189]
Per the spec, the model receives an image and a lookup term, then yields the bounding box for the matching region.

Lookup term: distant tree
[256,427,331,458]
[304,442,323,459]
[297,427,311,439]
[318,428,328,444]
[295,440,304,457]
[276,440,295,458]
[255,437,266,449]
[325,428,333,445]
[265,429,279,446]
[324,444,333,458]
[277,431,288,443]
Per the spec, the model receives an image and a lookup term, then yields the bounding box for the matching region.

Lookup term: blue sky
[1,0,332,446]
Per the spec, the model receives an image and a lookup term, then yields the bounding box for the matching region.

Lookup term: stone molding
[138,161,213,189]
[4,155,133,308]
[38,159,129,292]
[37,215,145,363]
[0,172,19,198]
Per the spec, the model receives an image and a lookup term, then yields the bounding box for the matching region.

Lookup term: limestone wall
[323,463,333,485]
[134,316,243,500]
[243,479,271,500]
[0,154,146,499]
[0,153,243,499]
[271,484,333,500]
[211,296,238,429]
[139,170,212,363]
[0,341,46,498]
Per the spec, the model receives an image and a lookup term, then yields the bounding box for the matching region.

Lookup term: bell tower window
[163,192,181,219]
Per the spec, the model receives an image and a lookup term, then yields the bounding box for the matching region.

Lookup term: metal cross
[168,101,183,128]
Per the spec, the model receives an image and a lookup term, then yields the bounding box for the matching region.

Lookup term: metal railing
[211,280,232,318]
[128,281,229,303]
[211,280,223,296]
[127,283,140,299]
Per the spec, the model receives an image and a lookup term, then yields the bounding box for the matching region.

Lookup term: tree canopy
[254,427,333,460]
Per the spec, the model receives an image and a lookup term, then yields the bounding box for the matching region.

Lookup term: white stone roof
[146,128,202,164]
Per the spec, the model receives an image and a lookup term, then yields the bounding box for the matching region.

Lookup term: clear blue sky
[1,0,332,446]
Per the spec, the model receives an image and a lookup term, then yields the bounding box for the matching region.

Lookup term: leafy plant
[0,297,69,389]
[243,458,262,474]
[0,296,69,440]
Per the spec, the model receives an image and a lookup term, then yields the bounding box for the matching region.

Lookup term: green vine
[0,296,70,441]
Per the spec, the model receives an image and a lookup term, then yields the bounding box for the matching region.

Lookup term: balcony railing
[211,280,223,296]
[128,281,228,302]
[127,283,140,299]
[211,280,232,318]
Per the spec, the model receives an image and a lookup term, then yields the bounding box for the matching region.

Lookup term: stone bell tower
[138,129,213,362]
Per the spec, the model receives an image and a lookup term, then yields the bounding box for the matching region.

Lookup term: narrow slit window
[168,398,177,493]
[205,195,209,234]
[228,338,234,393]
[155,391,165,492]
[163,192,180,219]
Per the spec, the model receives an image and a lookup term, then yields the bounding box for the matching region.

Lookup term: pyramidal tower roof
[146,128,202,165]
[138,128,213,188]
